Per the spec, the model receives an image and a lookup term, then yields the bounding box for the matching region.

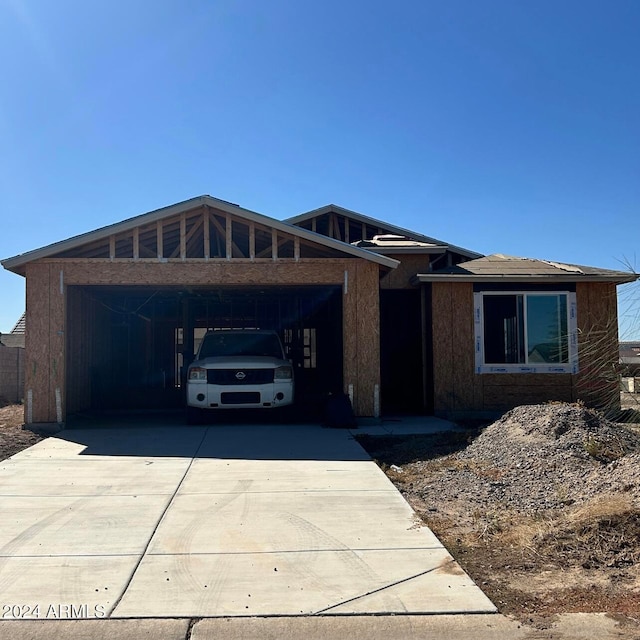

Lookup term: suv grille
[221,392,261,405]
[207,369,274,385]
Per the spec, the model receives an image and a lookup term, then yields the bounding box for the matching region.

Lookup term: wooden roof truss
[53,206,352,262]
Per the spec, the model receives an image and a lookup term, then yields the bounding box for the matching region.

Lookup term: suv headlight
[274,365,293,380]
[188,367,207,381]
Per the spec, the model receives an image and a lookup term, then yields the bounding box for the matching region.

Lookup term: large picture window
[474,291,578,374]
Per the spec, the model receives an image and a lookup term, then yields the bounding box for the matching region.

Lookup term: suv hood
[191,356,290,369]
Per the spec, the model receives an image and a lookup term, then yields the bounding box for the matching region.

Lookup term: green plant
[583,435,626,462]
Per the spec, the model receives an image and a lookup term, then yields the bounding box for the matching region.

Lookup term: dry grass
[498,494,635,548]
[419,494,640,617]
[0,403,25,429]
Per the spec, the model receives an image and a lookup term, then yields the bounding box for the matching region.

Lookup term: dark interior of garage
[66,285,343,419]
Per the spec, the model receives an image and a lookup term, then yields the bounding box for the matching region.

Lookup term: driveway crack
[109,427,210,615]
[313,565,441,614]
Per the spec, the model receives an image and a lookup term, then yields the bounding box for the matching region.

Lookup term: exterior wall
[25,263,65,424]
[380,254,430,289]
[24,258,382,422]
[432,281,620,418]
[432,282,478,416]
[343,261,381,416]
[0,345,24,404]
[574,282,620,410]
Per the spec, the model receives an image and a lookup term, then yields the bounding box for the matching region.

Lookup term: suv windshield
[198,333,284,359]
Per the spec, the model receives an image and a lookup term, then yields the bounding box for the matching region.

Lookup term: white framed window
[474,291,578,374]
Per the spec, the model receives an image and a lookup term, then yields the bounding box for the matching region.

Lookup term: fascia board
[411,273,639,285]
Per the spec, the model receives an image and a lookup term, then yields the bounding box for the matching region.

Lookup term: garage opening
[66,285,343,418]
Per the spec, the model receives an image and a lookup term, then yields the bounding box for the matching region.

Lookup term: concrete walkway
[0,421,494,618]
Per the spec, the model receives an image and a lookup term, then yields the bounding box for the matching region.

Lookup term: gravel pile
[422,403,640,513]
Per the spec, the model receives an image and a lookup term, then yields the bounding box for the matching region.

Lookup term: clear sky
[1,0,638,337]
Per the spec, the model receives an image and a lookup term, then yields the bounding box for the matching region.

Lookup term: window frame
[474,290,578,374]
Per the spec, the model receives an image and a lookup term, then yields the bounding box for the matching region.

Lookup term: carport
[2,196,398,426]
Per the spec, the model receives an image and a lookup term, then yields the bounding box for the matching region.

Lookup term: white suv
[186,330,294,423]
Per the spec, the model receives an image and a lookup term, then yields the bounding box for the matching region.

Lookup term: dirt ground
[0,403,42,460]
[358,400,640,625]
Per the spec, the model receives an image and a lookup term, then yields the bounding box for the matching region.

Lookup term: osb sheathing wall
[25,263,65,423]
[432,282,478,416]
[380,254,430,289]
[432,281,621,417]
[574,282,620,410]
[24,258,381,422]
[343,261,381,415]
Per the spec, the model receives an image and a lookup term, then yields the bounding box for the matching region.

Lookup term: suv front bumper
[187,381,294,409]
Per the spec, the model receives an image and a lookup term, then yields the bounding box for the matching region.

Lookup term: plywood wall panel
[55,260,355,287]
[25,263,51,423]
[450,284,474,411]
[575,282,620,409]
[482,373,573,388]
[430,281,620,417]
[49,265,65,423]
[380,254,430,290]
[432,283,453,413]
[483,383,573,410]
[354,262,380,416]
[342,265,358,412]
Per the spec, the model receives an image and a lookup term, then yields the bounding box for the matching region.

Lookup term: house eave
[411,273,639,285]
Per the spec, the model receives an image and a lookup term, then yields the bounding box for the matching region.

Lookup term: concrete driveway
[0,421,495,618]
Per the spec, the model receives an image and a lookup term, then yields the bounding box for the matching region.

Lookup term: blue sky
[1,0,638,336]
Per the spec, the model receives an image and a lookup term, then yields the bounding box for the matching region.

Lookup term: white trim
[474,290,579,374]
